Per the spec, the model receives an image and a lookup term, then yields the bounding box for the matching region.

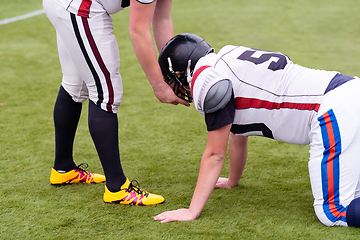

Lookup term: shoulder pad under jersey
[204,79,233,114]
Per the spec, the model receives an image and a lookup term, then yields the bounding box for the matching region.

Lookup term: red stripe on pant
[81,17,115,113]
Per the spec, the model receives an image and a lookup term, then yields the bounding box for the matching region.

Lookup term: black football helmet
[158,33,214,103]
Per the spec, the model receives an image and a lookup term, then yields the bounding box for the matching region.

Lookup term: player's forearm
[129,30,164,87]
[152,20,173,52]
[152,0,174,51]
[227,135,248,187]
[188,153,227,219]
[128,1,166,90]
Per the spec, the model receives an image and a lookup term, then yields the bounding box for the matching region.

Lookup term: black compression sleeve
[205,94,235,131]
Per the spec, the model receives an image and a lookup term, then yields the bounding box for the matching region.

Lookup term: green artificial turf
[0,0,360,239]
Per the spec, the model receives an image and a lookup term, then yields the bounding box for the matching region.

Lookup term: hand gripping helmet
[158,33,214,103]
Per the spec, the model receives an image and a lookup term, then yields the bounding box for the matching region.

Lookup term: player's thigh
[326,79,360,183]
[57,33,89,102]
[45,0,89,102]
[309,113,353,227]
[79,12,123,112]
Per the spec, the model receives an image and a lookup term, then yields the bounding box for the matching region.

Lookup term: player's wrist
[187,208,201,220]
[227,176,239,188]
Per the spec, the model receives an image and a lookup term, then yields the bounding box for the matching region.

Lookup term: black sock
[53,86,81,172]
[347,197,360,228]
[88,100,126,192]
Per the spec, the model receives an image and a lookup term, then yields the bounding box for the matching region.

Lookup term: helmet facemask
[164,57,193,103]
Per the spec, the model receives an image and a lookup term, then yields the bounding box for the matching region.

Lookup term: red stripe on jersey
[78,0,92,18]
[235,97,320,112]
[191,65,211,97]
[82,17,114,112]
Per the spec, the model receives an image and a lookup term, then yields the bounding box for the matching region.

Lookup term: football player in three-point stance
[154,33,360,227]
[43,0,189,206]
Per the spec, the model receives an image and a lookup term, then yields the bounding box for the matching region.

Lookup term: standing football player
[43,0,189,206]
[154,33,360,227]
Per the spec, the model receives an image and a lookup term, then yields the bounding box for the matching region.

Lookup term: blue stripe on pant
[318,109,347,223]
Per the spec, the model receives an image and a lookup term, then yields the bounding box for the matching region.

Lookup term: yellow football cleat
[50,163,105,186]
[103,178,165,206]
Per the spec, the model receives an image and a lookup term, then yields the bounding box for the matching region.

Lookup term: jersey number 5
[237,50,288,71]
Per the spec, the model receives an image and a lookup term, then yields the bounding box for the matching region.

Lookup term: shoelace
[125,180,149,197]
[74,163,89,175]
[62,163,90,184]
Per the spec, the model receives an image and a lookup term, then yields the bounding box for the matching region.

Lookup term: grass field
[1,0,360,239]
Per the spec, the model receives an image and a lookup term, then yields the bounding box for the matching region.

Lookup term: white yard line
[0,9,45,25]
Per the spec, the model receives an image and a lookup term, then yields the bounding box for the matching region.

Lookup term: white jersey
[191,45,338,145]
[54,0,156,17]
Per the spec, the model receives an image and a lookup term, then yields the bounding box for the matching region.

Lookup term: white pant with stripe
[309,78,360,226]
[43,0,123,113]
